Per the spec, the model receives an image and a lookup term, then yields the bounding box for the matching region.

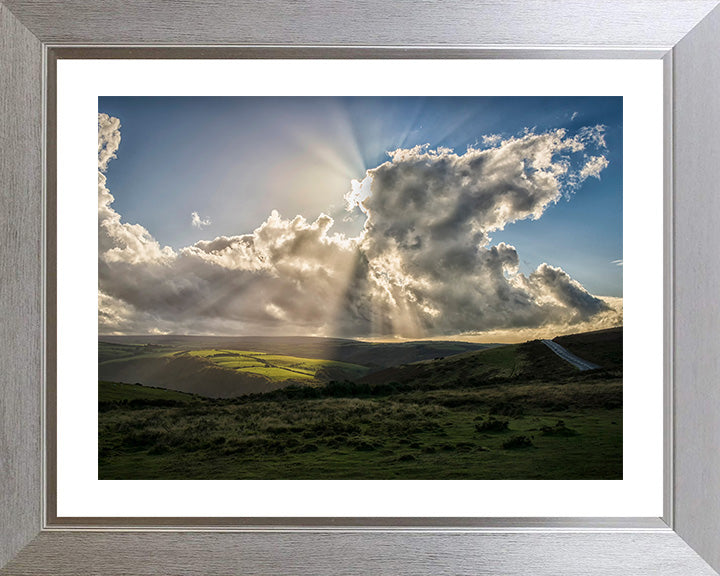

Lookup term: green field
[98,332,623,480]
[98,344,371,392]
[184,349,370,382]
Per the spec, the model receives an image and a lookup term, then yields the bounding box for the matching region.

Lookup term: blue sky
[98,97,623,341]
[99,95,622,324]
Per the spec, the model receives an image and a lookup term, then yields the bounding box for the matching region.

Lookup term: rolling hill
[553,327,622,369]
[98,336,494,398]
[99,335,491,368]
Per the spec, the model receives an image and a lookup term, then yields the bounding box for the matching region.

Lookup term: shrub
[540,401,570,412]
[129,398,183,409]
[348,436,379,451]
[540,420,578,437]
[502,435,534,450]
[98,402,119,413]
[311,419,361,436]
[124,429,163,448]
[475,416,509,433]
[148,443,170,455]
[489,401,525,418]
[323,380,371,397]
[325,435,347,448]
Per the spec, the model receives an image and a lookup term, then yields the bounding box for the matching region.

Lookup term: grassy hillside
[98,345,371,397]
[99,328,623,480]
[99,381,199,403]
[99,381,201,412]
[99,336,491,369]
[553,327,622,370]
[98,354,292,398]
[99,384,620,480]
[359,340,578,390]
[98,342,173,364]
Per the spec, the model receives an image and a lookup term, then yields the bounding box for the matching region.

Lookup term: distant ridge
[99,335,492,370]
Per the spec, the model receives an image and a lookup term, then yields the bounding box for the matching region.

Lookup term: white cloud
[344,175,373,213]
[577,124,607,149]
[456,296,623,343]
[340,131,617,337]
[98,115,175,265]
[579,155,610,181]
[98,115,620,338]
[98,113,121,172]
[481,133,503,147]
[570,111,578,121]
[191,211,211,229]
[611,259,623,266]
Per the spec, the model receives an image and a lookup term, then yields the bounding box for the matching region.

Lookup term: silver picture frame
[2,1,720,574]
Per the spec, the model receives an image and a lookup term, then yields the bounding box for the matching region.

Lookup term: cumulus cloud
[344,133,615,337]
[481,133,503,147]
[98,113,121,171]
[579,155,610,181]
[99,210,365,336]
[191,211,211,229]
[98,115,175,265]
[577,124,607,149]
[453,297,623,344]
[98,114,620,339]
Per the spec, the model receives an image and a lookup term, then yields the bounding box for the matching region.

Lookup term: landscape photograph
[97,96,623,480]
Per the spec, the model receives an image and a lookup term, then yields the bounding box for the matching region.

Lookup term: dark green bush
[348,436,379,451]
[475,416,509,433]
[540,420,578,437]
[148,443,170,455]
[489,401,525,418]
[502,435,534,450]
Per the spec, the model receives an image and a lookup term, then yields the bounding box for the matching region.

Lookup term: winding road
[541,340,601,371]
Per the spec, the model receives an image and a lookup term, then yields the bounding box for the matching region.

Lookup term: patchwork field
[98,343,374,397]
[186,349,369,382]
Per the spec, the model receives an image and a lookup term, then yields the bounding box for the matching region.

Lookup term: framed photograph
[57,60,657,520]
[2,1,720,575]
[91,90,630,485]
